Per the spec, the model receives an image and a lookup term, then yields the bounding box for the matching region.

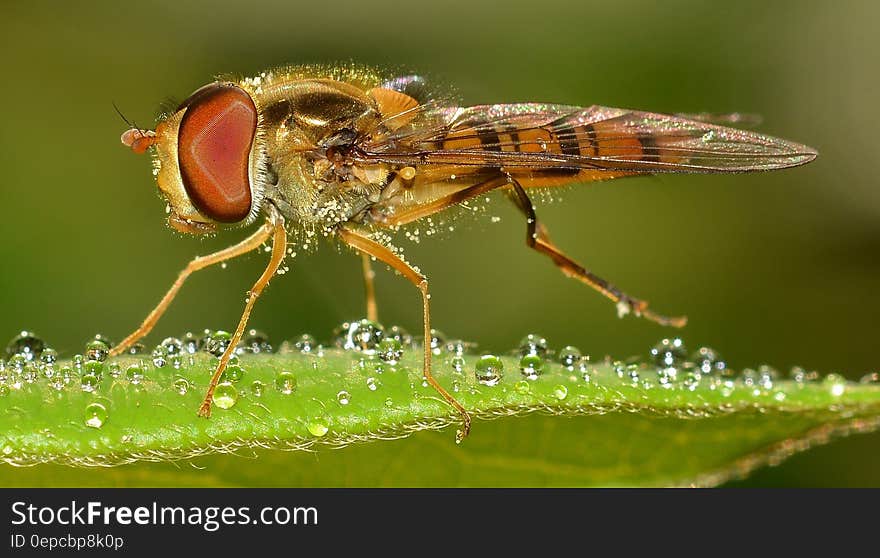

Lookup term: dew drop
[107,362,121,378]
[860,372,879,384]
[160,337,184,357]
[682,371,701,391]
[475,355,503,386]
[450,356,466,374]
[5,331,45,362]
[205,330,232,357]
[308,421,329,437]
[429,329,446,355]
[213,382,238,409]
[691,347,727,375]
[275,371,297,395]
[84,360,103,380]
[519,354,544,380]
[553,384,568,400]
[650,338,686,368]
[84,402,108,428]
[182,332,201,354]
[220,364,245,384]
[151,346,168,368]
[80,373,100,392]
[173,378,190,395]
[125,364,145,385]
[557,346,582,368]
[0,385,8,397]
[293,334,318,354]
[336,390,351,405]
[239,329,272,354]
[386,325,413,347]
[518,334,549,357]
[823,373,846,397]
[85,338,110,362]
[40,348,58,366]
[377,338,404,364]
[366,377,382,391]
[250,380,265,397]
[335,319,384,354]
[384,397,394,407]
[514,380,531,394]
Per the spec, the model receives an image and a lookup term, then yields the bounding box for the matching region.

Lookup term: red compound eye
[177,83,257,223]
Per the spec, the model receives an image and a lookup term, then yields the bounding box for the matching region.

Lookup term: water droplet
[308,421,329,437]
[0,385,8,397]
[384,397,393,407]
[40,348,58,366]
[80,373,100,392]
[85,338,110,362]
[173,378,190,395]
[107,362,121,378]
[691,347,727,375]
[84,402,108,428]
[553,384,568,400]
[220,364,245,383]
[557,346,582,368]
[377,338,403,364]
[125,364,145,385]
[859,372,879,384]
[335,319,384,354]
[475,355,503,386]
[275,371,297,395]
[519,354,544,380]
[615,361,640,384]
[250,380,265,397]
[127,342,146,355]
[650,338,686,368]
[429,329,446,355]
[657,366,678,388]
[682,371,701,391]
[5,331,45,362]
[366,377,382,391]
[160,337,184,357]
[757,365,777,390]
[83,360,103,380]
[213,382,238,409]
[789,366,818,383]
[514,380,531,394]
[182,332,201,354]
[151,346,168,368]
[293,334,318,354]
[336,390,351,405]
[824,373,846,397]
[205,330,232,357]
[444,339,471,356]
[385,326,412,347]
[450,356,466,374]
[518,334,549,357]
[239,329,272,354]
[6,356,24,376]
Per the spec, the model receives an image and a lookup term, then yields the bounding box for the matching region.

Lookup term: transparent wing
[357,103,816,173]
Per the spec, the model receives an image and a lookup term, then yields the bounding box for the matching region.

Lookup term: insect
[113,64,816,440]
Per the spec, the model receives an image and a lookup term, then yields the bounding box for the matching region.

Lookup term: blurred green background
[1,0,878,486]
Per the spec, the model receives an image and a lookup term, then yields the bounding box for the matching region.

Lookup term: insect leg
[507,178,686,328]
[337,226,472,441]
[361,253,378,322]
[197,208,288,418]
[109,222,275,357]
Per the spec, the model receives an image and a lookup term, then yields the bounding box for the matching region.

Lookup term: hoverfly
[114,65,816,440]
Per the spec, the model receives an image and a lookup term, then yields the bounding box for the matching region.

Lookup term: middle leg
[507,177,686,327]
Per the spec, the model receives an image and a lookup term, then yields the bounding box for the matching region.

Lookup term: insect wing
[358,103,816,173]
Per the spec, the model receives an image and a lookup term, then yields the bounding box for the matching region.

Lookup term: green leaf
[2,341,879,487]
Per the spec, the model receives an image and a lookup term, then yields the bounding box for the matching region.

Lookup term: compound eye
[177,83,257,223]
